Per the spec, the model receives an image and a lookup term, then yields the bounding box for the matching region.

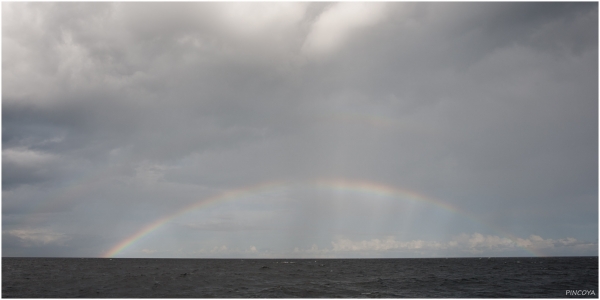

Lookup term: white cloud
[3,148,58,167]
[113,233,598,258]
[302,2,387,56]
[4,228,71,247]
[211,245,228,253]
[330,237,443,252]
[455,233,515,250]
[215,3,306,39]
[450,233,597,255]
[289,233,597,257]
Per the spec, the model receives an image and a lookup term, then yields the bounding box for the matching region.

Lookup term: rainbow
[102,180,286,258]
[102,178,541,258]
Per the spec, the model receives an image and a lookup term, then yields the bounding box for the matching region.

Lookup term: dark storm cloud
[3,2,597,257]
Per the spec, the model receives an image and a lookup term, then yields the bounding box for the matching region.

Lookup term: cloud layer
[3,3,597,257]
[105,233,597,258]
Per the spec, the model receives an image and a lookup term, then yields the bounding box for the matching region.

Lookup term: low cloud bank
[290,233,597,257]
[125,233,597,258]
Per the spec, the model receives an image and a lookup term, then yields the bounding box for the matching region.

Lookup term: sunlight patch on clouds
[302,2,387,57]
[215,3,306,39]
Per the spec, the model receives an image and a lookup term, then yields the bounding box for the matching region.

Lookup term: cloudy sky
[3,2,598,258]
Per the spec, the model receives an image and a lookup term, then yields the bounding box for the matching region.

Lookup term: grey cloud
[2,148,60,190]
[3,3,596,257]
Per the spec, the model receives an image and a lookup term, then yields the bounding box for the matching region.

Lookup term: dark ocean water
[2,257,597,298]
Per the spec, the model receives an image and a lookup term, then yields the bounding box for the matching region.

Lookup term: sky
[2,2,598,258]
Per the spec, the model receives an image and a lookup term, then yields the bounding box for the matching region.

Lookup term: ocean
[2,257,597,298]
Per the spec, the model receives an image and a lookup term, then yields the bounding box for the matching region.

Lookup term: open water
[2,257,597,298]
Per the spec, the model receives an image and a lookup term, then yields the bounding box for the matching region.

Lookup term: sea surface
[2,257,597,298]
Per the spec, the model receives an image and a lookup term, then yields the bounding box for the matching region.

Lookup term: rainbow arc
[103,178,542,258]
